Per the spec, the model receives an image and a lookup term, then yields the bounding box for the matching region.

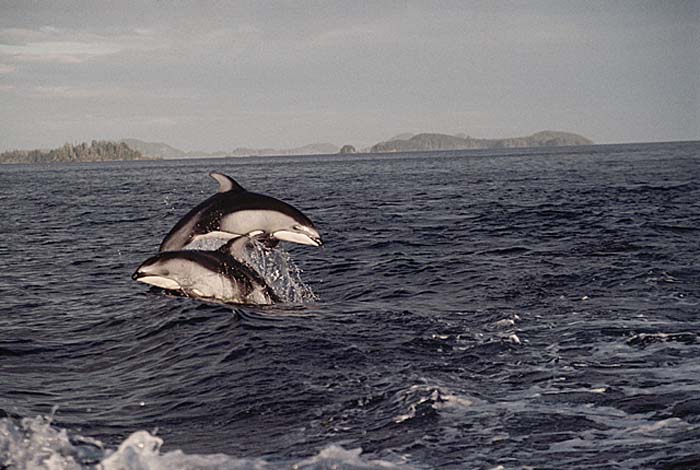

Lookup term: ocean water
[1,142,699,469]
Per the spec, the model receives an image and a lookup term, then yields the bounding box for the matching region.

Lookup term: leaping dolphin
[132,238,280,305]
[159,172,322,252]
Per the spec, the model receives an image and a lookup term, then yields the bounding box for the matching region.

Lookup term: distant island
[122,138,339,159]
[0,141,153,164]
[120,139,186,159]
[1,130,594,163]
[370,131,593,153]
[125,130,592,159]
[338,144,357,154]
[225,142,339,158]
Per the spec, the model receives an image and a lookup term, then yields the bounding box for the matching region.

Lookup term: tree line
[0,141,152,164]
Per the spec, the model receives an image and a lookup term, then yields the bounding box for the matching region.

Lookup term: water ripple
[1,142,700,468]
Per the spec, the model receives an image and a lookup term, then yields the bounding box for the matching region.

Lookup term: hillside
[120,139,187,159]
[0,141,151,164]
[370,131,593,153]
[227,142,339,157]
[122,139,339,158]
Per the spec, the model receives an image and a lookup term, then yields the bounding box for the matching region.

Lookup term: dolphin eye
[293,224,313,234]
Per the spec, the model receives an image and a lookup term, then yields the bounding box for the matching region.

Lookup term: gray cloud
[0,0,697,151]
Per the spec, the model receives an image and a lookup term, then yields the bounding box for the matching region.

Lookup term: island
[1,130,594,164]
[0,141,153,164]
[116,131,593,159]
[224,143,339,158]
[122,138,340,158]
[370,131,593,153]
[120,139,186,159]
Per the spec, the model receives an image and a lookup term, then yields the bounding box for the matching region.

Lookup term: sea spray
[0,416,414,470]
[240,239,318,304]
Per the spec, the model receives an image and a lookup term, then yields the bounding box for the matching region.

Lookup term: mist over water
[1,142,699,469]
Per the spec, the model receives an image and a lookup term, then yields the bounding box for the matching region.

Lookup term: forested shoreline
[0,141,155,164]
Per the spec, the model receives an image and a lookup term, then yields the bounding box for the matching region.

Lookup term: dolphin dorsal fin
[209,172,245,193]
[219,233,278,258]
[219,236,248,258]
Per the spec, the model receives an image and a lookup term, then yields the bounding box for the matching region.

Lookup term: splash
[392,384,476,424]
[0,416,415,470]
[0,415,99,470]
[240,239,318,304]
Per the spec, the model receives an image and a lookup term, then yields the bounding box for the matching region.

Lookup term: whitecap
[0,416,416,470]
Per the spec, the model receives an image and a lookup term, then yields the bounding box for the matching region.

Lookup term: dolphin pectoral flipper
[243,230,279,248]
[209,172,245,193]
[190,230,242,245]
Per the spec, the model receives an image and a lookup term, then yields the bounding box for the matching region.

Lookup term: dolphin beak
[132,270,143,281]
[311,235,324,247]
[272,229,323,247]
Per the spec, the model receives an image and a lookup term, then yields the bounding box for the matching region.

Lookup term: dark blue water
[1,142,699,469]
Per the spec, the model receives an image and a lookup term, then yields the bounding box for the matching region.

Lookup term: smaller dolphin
[159,172,322,252]
[132,239,280,305]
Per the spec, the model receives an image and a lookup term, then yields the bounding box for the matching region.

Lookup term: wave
[0,415,416,470]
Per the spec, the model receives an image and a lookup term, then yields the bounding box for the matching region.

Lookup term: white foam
[294,445,413,469]
[392,384,476,423]
[0,416,416,470]
[0,416,83,470]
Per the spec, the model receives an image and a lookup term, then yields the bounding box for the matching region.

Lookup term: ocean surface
[1,142,699,469]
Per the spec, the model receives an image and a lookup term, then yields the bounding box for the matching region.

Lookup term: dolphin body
[159,173,322,252]
[133,238,280,305]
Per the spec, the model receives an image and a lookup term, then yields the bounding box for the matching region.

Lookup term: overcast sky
[0,0,698,151]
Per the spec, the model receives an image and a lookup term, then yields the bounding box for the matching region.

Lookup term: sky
[0,0,698,152]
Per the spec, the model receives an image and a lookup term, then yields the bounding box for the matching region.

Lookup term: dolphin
[159,172,322,252]
[132,238,280,305]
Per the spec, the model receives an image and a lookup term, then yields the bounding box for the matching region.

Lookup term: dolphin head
[132,254,186,290]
